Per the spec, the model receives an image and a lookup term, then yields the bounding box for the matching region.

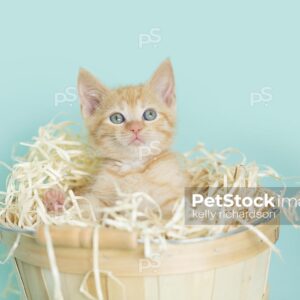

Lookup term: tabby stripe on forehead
[125,87,143,107]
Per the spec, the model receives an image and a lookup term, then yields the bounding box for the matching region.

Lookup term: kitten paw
[43,188,65,213]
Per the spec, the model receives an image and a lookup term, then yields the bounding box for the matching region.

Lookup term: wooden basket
[0,215,279,300]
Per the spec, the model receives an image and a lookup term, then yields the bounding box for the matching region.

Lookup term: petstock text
[184,187,300,225]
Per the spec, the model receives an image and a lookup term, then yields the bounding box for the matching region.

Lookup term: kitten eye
[143,109,157,121]
[109,113,125,124]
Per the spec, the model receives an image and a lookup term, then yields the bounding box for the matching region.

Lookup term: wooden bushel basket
[0,214,279,300]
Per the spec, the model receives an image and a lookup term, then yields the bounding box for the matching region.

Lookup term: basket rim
[0,208,280,245]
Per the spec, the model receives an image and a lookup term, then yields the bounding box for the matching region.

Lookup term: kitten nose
[126,121,143,134]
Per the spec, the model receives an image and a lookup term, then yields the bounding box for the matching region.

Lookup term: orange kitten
[78,60,188,217]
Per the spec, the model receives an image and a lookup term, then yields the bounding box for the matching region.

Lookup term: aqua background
[0,1,299,299]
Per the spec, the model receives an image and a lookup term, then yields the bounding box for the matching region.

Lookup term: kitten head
[77,60,176,161]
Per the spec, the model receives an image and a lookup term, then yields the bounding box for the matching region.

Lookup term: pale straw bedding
[0,122,283,237]
[0,121,295,300]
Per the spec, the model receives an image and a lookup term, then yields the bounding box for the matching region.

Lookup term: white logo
[139,28,161,48]
[54,86,77,107]
[139,253,161,273]
[250,87,272,107]
[138,141,161,160]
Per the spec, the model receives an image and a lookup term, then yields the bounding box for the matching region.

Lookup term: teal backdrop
[0,1,299,299]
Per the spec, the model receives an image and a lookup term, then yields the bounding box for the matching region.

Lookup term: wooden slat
[15,260,49,300]
[106,276,160,300]
[107,276,143,300]
[86,273,108,299]
[41,269,109,300]
[13,259,28,300]
[239,250,271,300]
[144,277,159,300]
[159,271,215,300]
[211,261,245,300]
[211,250,271,300]
[42,269,83,300]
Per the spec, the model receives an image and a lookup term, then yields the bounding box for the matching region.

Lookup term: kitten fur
[78,60,188,217]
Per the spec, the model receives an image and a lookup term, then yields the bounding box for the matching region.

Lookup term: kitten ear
[149,59,175,107]
[77,68,109,117]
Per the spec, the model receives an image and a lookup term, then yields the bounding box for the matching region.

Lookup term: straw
[44,225,64,300]
[0,120,291,300]
[0,121,289,250]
